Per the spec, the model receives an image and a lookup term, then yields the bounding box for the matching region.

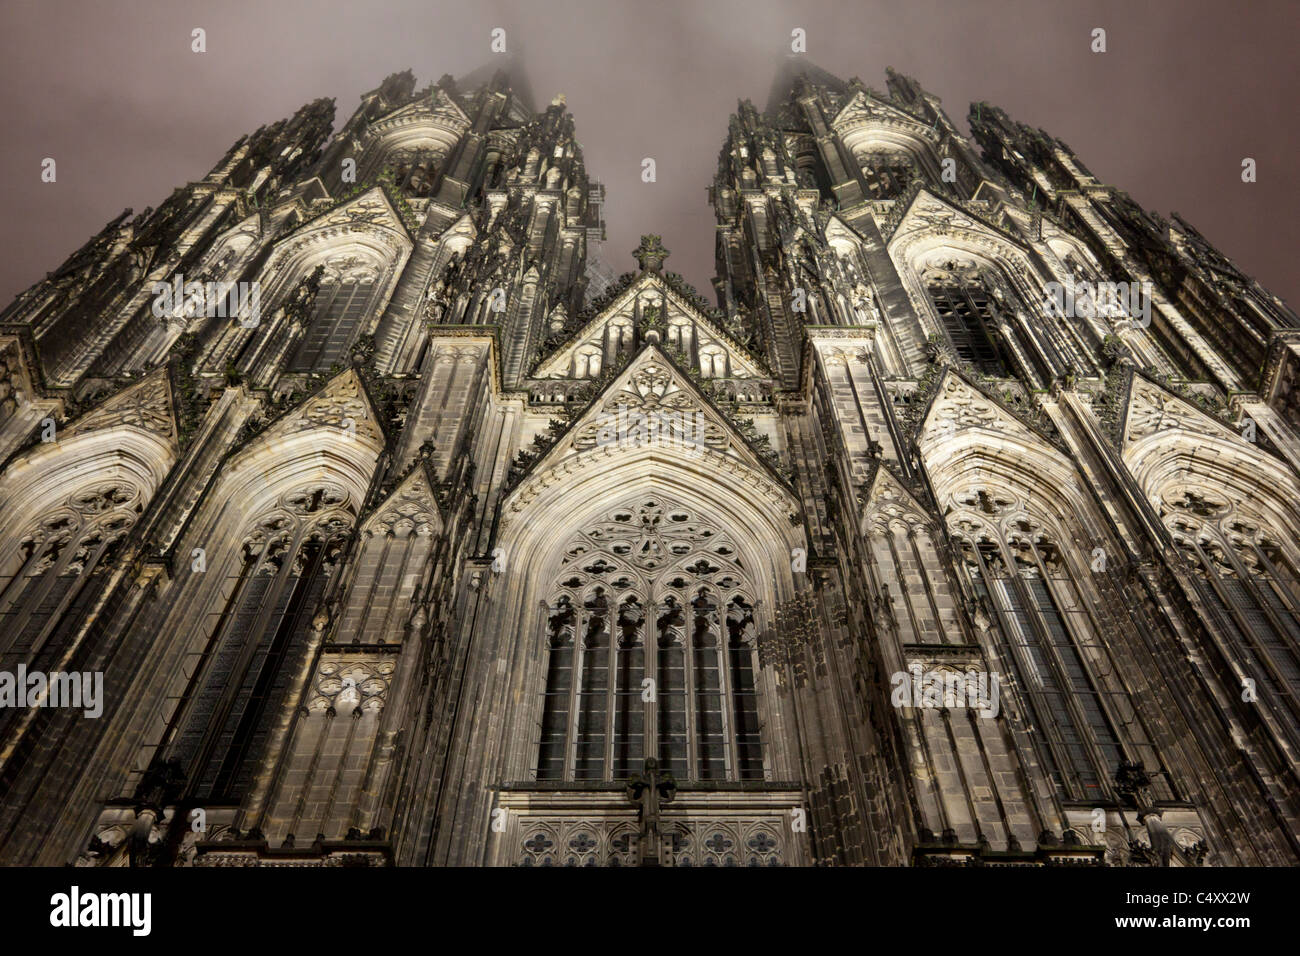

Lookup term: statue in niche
[656,595,685,648]
[547,595,575,648]
[406,161,437,197]
[617,597,645,648]
[443,250,463,287]
[280,264,326,331]
[724,308,747,341]
[852,284,878,324]
[691,587,718,646]
[583,586,609,648]
[726,598,756,647]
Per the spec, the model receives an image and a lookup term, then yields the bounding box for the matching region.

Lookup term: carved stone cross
[625,758,677,866]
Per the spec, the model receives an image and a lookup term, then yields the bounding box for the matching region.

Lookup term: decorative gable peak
[309,186,409,238]
[504,344,798,522]
[375,86,470,130]
[918,369,1046,450]
[65,367,177,445]
[832,90,938,138]
[862,464,933,536]
[364,463,442,537]
[533,270,766,383]
[263,367,385,449]
[430,86,472,125]
[563,346,731,458]
[887,188,991,246]
[632,234,670,273]
[1122,374,1241,448]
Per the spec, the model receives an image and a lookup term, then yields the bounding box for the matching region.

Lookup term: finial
[632,234,669,272]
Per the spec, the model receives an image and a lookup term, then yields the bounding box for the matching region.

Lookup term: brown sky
[1,0,1296,309]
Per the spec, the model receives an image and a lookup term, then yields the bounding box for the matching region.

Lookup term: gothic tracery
[0,61,1295,872]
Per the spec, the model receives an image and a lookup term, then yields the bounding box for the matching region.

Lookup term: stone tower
[0,63,1296,867]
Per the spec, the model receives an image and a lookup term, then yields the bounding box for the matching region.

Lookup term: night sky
[1,0,1295,309]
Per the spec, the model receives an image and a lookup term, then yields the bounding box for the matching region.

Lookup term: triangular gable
[289,186,412,245]
[831,90,938,139]
[886,187,1023,251]
[533,272,766,380]
[377,87,471,130]
[258,367,385,449]
[226,211,263,242]
[861,463,931,531]
[510,345,796,506]
[362,460,443,536]
[824,213,865,251]
[1120,372,1244,450]
[532,279,641,377]
[64,367,177,446]
[436,212,477,247]
[917,368,1061,455]
[430,86,472,126]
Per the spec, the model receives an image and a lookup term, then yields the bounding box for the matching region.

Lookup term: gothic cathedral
[1,63,1297,867]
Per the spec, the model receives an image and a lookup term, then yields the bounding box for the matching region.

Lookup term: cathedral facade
[0,63,1297,867]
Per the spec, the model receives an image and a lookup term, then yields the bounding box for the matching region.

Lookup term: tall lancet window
[159,484,353,801]
[925,265,1011,377]
[0,482,139,675]
[289,264,379,372]
[1164,489,1300,737]
[537,498,764,783]
[953,498,1154,802]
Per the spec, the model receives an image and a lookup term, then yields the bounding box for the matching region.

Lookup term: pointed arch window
[537,498,765,783]
[0,482,140,671]
[1164,490,1300,737]
[925,271,1010,377]
[158,484,353,801]
[956,511,1148,801]
[290,269,379,372]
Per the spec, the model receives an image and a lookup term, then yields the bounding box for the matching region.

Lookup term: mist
[1,0,1295,307]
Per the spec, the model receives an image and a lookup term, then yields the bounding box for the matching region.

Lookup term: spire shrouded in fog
[0,59,1297,870]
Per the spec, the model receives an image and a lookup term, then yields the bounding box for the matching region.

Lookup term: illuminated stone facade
[0,64,1296,866]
